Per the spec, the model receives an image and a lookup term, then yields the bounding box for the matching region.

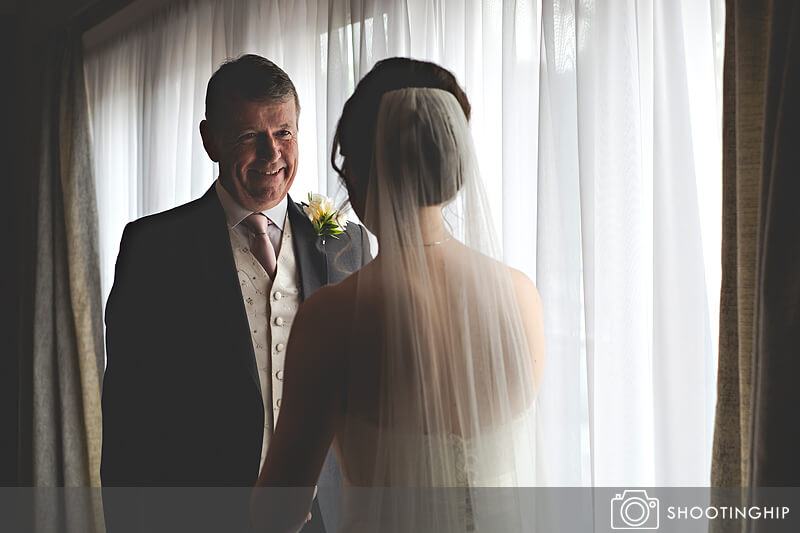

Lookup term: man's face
[202,97,298,212]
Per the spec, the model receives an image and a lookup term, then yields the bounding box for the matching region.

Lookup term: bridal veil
[337,87,547,531]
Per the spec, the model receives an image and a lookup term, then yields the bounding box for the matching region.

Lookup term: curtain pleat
[27,31,105,532]
[711,0,768,489]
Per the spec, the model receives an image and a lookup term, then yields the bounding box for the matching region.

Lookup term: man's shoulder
[343,220,365,237]
[124,189,221,238]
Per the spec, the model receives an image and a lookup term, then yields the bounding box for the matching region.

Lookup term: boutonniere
[301,193,347,242]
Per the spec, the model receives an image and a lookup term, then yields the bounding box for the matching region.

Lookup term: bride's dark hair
[331,58,471,209]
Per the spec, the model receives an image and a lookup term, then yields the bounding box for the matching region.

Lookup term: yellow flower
[301,192,347,239]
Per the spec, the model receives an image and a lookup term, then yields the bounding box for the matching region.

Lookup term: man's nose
[256,134,280,161]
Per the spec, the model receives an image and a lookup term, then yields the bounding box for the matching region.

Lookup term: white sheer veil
[337,87,545,531]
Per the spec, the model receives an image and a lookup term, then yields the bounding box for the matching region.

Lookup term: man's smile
[253,168,284,176]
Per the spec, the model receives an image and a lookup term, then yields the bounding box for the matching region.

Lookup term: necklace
[423,236,452,247]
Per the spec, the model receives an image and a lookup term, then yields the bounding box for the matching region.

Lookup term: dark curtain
[750,1,800,488]
[712,0,800,494]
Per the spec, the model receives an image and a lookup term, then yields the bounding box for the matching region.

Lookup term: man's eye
[238,133,256,141]
[277,130,292,137]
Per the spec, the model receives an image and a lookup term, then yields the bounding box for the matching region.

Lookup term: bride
[252,58,546,532]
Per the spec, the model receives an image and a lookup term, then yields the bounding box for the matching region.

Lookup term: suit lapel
[193,186,261,395]
[287,195,327,301]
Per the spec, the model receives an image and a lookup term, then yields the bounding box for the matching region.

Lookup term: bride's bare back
[339,241,544,420]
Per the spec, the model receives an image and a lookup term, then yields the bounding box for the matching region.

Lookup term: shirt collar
[215,178,288,231]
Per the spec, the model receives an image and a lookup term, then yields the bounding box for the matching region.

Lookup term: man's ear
[199,119,220,162]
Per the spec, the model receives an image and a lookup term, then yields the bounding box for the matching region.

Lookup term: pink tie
[244,213,277,279]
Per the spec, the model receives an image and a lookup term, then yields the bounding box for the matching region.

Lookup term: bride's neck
[419,205,449,244]
[371,205,450,252]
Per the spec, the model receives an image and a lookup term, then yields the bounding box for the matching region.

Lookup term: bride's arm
[510,268,546,391]
[250,285,346,531]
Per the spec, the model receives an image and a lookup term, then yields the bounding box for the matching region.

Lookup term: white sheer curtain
[85,0,724,486]
[533,0,724,486]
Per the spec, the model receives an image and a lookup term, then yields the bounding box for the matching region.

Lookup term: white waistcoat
[231,215,302,468]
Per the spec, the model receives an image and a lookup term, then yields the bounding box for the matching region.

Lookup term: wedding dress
[332,88,545,532]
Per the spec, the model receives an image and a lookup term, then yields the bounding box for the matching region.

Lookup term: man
[101,55,369,532]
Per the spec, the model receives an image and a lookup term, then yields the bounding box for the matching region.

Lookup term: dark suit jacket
[101,186,369,530]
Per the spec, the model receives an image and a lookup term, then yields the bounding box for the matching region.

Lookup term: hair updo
[331,58,471,208]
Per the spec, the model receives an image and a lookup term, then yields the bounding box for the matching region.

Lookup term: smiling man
[100,55,370,532]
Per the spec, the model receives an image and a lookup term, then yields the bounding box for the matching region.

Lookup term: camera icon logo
[611,490,660,529]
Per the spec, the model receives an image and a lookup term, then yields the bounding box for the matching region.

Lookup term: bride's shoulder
[465,249,541,302]
[293,271,362,335]
[504,265,545,387]
[504,266,542,328]
[285,278,357,376]
[300,272,357,313]
[506,266,540,302]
